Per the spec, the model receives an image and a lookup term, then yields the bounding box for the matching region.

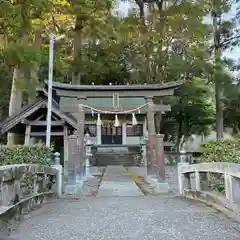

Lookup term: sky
[222,3,240,60]
[115,0,240,61]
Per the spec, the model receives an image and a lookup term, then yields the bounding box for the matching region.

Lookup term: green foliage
[5,44,41,70]
[162,77,215,147]
[0,144,53,166]
[200,139,240,163]
[199,139,240,193]
[208,173,225,193]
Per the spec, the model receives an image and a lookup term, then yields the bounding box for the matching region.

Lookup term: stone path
[97,166,144,197]
[9,165,240,240]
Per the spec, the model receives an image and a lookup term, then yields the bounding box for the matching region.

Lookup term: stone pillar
[145,97,156,171]
[63,125,69,178]
[178,162,191,195]
[122,122,127,144]
[97,124,101,144]
[84,134,94,180]
[67,135,77,185]
[140,137,147,177]
[224,173,240,204]
[156,134,165,181]
[76,104,85,182]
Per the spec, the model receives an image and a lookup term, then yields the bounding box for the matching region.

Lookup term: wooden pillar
[76,104,85,181]
[24,125,31,145]
[155,97,163,134]
[145,97,156,170]
[63,125,69,178]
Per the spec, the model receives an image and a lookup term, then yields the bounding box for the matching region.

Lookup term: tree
[163,77,215,150]
[0,0,50,143]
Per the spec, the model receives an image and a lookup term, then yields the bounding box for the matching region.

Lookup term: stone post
[67,135,77,185]
[225,173,234,203]
[52,164,63,197]
[156,134,165,181]
[145,97,156,171]
[76,104,85,182]
[140,137,147,177]
[225,174,240,204]
[122,122,127,144]
[195,170,201,191]
[178,162,191,195]
[54,152,60,165]
[84,133,94,180]
[63,125,69,178]
[97,124,101,144]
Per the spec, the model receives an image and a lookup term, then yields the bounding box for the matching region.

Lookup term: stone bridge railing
[0,164,62,236]
[178,162,240,219]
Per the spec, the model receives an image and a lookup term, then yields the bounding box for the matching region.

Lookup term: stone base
[64,181,84,197]
[90,166,105,176]
[145,176,169,194]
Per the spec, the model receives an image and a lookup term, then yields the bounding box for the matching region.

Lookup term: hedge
[0,144,53,166]
[200,139,240,163]
[199,139,240,193]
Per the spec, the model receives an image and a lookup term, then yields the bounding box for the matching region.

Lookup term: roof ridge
[44,80,183,91]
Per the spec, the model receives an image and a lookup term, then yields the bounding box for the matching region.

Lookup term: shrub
[199,139,240,193]
[200,139,240,163]
[0,144,53,166]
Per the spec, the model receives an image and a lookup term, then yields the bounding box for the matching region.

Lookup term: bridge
[1,162,240,239]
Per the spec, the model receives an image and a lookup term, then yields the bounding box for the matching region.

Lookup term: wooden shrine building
[0,81,181,178]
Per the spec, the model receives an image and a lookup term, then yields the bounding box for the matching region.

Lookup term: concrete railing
[0,164,62,236]
[178,162,240,219]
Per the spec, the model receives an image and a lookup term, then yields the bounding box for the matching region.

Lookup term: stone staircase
[94,152,139,166]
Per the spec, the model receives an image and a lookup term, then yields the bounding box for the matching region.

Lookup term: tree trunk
[72,16,83,84]
[176,111,183,152]
[28,30,41,104]
[212,3,224,139]
[7,67,23,145]
[135,0,145,24]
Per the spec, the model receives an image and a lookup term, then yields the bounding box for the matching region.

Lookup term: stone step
[94,153,140,166]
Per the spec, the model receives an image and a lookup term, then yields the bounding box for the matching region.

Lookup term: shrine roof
[0,95,77,134]
[45,80,182,91]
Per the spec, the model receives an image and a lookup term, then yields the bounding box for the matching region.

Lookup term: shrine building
[0,81,181,176]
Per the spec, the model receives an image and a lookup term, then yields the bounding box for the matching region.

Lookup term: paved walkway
[9,166,240,240]
[97,166,144,197]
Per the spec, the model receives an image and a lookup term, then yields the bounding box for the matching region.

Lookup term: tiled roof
[45,80,183,91]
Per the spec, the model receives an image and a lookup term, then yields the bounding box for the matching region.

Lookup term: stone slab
[97,165,144,197]
[127,166,147,177]
[97,180,144,197]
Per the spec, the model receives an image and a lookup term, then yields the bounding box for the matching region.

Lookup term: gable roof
[0,98,77,134]
[45,80,183,91]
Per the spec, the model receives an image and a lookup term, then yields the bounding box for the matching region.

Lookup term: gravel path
[8,165,240,240]
[10,196,240,240]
